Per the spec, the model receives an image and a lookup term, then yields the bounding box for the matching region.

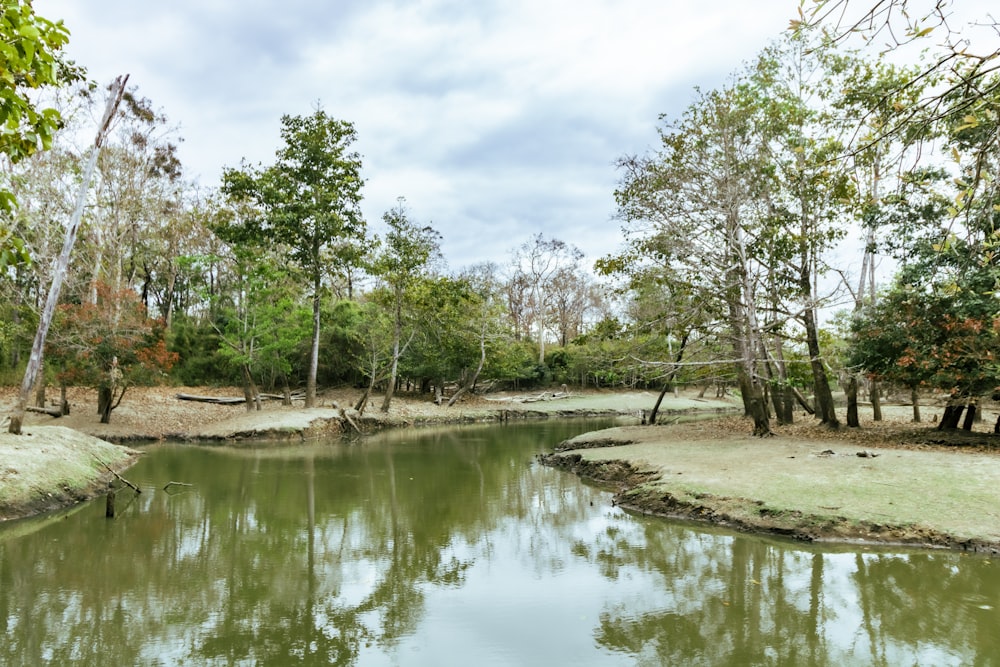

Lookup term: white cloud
[39,0,812,269]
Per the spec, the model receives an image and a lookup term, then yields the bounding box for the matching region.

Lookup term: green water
[1,419,998,666]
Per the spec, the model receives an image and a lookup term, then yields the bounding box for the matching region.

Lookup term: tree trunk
[34,370,46,408]
[355,378,375,415]
[937,401,964,430]
[380,298,402,413]
[305,277,320,408]
[447,331,487,407]
[846,376,860,428]
[910,386,921,423]
[98,386,113,424]
[8,76,128,435]
[649,384,670,425]
[962,400,977,431]
[791,387,815,415]
[870,379,883,422]
[747,387,771,437]
[241,364,260,412]
[648,333,689,424]
[804,307,838,427]
[736,367,754,417]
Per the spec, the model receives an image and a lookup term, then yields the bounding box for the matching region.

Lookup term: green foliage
[850,244,1000,396]
[219,108,367,403]
[0,1,78,173]
[167,315,238,386]
[218,110,366,282]
[318,299,365,385]
[0,1,81,268]
[401,275,480,384]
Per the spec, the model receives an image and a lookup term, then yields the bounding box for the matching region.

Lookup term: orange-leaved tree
[46,282,177,423]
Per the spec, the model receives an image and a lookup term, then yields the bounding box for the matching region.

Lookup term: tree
[799,2,999,213]
[749,35,854,428]
[510,234,583,365]
[1,0,84,433]
[367,199,441,412]
[849,256,999,430]
[211,242,310,410]
[85,89,186,309]
[8,77,128,434]
[612,80,776,435]
[220,108,366,407]
[46,282,177,423]
[0,1,79,214]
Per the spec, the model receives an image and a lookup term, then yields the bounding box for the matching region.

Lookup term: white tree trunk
[9,76,128,435]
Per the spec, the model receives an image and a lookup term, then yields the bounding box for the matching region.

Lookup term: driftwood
[95,457,141,494]
[163,481,193,490]
[175,392,304,405]
[331,401,361,433]
[26,405,63,418]
[175,393,247,405]
[520,391,572,403]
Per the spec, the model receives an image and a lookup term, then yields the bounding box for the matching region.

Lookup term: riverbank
[6,384,1000,555]
[1,385,729,521]
[542,410,1000,555]
[0,426,139,522]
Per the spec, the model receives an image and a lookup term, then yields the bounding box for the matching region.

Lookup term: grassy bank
[543,416,1000,554]
[0,426,139,522]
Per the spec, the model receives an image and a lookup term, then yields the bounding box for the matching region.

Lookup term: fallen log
[521,391,572,403]
[26,405,64,417]
[331,401,362,433]
[175,393,246,405]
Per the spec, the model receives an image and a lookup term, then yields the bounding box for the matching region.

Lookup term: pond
[1,419,998,666]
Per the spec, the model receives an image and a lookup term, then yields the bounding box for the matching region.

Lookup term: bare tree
[509,234,583,365]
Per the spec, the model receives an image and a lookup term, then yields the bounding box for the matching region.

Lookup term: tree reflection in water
[1,420,997,666]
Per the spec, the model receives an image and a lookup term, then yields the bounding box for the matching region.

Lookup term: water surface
[1,419,998,665]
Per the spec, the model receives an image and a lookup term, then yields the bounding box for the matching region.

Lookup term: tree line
[2,1,997,433]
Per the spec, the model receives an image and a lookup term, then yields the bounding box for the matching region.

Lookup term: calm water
[1,419,999,666]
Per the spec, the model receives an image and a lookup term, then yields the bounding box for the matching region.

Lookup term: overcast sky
[37,2,820,271]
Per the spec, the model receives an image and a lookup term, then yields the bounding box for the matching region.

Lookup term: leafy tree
[611,78,777,435]
[849,254,999,429]
[0,1,79,215]
[46,283,177,423]
[220,108,366,407]
[367,199,441,412]
[212,244,311,410]
[800,2,999,224]
[83,89,185,307]
[403,275,482,404]
[317,299,365,386]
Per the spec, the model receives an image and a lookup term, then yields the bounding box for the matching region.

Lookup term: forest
[1,1,998,435]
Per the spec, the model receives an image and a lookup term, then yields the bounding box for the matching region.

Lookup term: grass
[0,426,138,522]
[557,422,1000,549]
